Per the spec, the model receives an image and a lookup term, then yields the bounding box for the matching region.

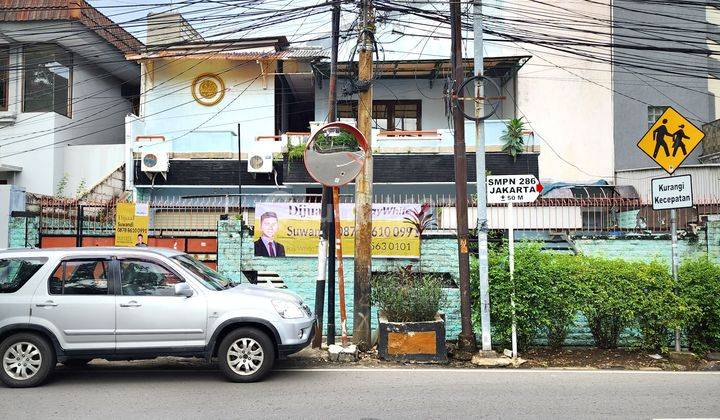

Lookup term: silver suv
[0,247,315,387]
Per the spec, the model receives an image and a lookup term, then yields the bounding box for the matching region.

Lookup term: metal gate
[34,197,219,269]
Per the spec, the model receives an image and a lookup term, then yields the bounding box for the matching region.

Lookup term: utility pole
[450,0,478,354]
[353,0,374,350]
[316,0,341,348]
[473,0,493,354]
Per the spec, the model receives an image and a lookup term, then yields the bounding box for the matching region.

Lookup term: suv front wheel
[0,332,55,388]
[218,328,275,383]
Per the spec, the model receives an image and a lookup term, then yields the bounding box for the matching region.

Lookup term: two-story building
[0,0,141,197]
[124,12,539,205]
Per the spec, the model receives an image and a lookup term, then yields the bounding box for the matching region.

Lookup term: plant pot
[377,311,447,363]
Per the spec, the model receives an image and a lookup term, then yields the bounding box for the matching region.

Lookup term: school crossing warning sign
[637,107,705,174]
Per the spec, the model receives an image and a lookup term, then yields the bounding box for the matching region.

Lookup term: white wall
[0,48,133,196]
[63,144,125,198]
[500,0,614,183]
[141,58,275,145]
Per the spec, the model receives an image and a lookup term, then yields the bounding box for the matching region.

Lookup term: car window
[0,257,47,294]
[172,254,235,291]
[49,260,109,295]
[120,260,184,297]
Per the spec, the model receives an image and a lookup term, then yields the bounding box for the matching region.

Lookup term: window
[23,45,72,117]
[49,260,109,295]
[120,260,183,296]
[0,47,8,111]
[648,106,667,128]
[394,102,420,131]
[338,100,421,131]
[172,254,235,291]
[0,258,47,293]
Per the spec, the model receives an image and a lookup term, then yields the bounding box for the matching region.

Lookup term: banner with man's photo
[115,202,150,247]
[253,202,422,258]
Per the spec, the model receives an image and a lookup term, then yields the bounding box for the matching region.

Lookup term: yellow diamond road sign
[637,107,705,174]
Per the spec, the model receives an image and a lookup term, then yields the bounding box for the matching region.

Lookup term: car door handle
[35,301,58,307]
[120,301,142,308]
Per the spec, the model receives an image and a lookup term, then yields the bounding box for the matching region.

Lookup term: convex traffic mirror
[303,122,368,187]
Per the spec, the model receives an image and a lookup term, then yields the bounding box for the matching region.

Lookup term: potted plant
[372,265,447,363]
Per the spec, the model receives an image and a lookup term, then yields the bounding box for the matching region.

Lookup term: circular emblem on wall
[191,73,225,106]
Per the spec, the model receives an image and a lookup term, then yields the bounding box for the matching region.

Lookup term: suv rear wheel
[0,333,55,388]
[218,327,275,383]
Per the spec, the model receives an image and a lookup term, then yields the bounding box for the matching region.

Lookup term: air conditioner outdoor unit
[247,146,274,173]
[141,151,169,172]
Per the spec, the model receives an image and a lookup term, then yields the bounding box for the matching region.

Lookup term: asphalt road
[2,363,719,419]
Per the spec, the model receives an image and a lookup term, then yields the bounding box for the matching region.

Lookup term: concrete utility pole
[450,0,478,353]
[473,0,493,353]
[353,0,374,351]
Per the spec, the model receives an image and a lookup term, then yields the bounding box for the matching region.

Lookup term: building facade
[0,0,141,196]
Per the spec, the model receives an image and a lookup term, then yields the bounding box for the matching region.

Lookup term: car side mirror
[174,283,194,298]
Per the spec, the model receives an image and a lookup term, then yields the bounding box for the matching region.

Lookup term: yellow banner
[253,202,421,258]
[115,202,150,247]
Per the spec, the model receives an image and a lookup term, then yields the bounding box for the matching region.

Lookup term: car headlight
[272,299,305,319]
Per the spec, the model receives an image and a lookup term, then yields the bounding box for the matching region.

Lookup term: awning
[315,56,531,84]
[0,163,22,172]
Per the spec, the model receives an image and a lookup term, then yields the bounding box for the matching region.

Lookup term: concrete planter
[377,311,447,363]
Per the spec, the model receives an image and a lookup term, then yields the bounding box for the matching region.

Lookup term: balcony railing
[128,121,536,156]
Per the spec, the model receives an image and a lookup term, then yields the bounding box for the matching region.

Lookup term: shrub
[633,260,687,351]
[471,243,569,351]
[579,257,643,349]
[542,253,587,348]
[472,243,718,351]
[371,265,444,323]
[678,257,720,353]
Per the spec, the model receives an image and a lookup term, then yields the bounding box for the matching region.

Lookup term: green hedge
[678,257,720,352]
[470,244,718,352]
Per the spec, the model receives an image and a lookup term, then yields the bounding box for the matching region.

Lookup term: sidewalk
[84,347,720,372]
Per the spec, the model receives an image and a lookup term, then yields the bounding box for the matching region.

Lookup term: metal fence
[28,193,720,237]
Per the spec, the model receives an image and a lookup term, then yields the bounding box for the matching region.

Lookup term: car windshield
[172,254,239,291]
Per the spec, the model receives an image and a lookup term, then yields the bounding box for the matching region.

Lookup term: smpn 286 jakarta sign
[486,175,543,204]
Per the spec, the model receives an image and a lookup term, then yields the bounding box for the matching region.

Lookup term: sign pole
[650,174,692,352]
[507,201,518,359]
[671,207,681,352]
[333,187,349,346]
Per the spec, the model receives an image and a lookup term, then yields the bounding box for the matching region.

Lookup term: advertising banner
[115,202,150,247]
[253,202,422,258]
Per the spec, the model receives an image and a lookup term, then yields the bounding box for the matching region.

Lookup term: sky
[85,0,481,61]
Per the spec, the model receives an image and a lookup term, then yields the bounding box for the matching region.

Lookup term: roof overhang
[0,163,22,172]
[0,21,140,84]
[315,56,531,84]
[126,37,325,62]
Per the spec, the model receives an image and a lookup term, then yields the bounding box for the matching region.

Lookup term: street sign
[651,174,693,210]
[637,107,705,174]
[486,175,543,204]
